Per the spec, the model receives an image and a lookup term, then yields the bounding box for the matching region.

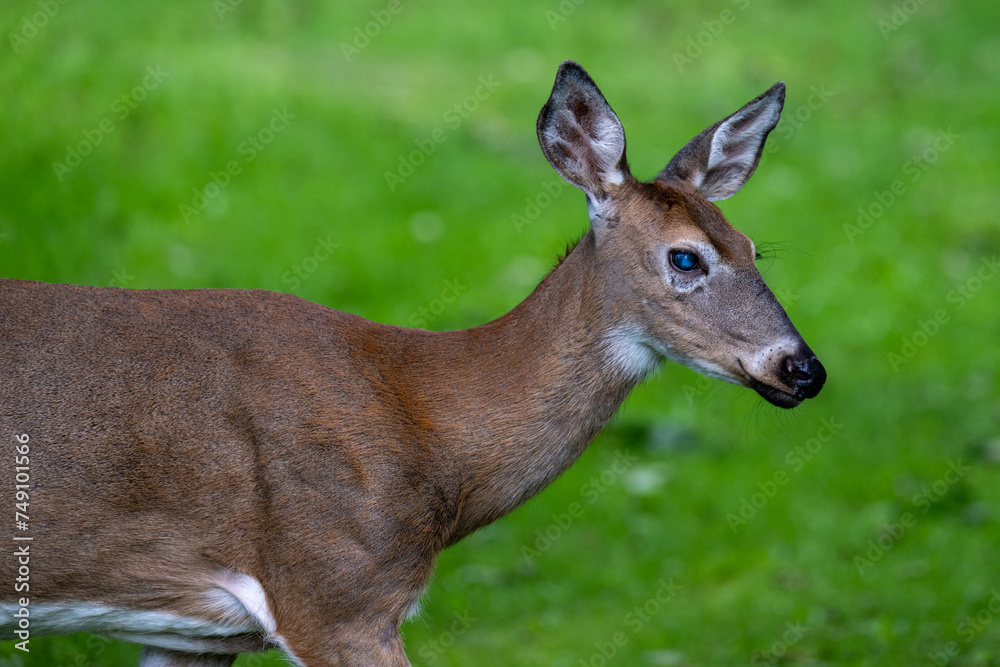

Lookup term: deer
[0,61,825,666]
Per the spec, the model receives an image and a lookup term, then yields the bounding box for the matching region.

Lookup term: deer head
[537,61,825,407]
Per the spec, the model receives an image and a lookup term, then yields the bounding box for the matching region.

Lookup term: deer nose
[783,352,826,399]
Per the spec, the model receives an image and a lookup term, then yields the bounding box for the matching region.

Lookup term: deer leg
[275,622,411,667]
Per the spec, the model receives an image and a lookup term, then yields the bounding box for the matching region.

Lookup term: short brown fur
[0,61,824,666]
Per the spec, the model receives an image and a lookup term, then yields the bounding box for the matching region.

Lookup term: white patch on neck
[603,326,661,380]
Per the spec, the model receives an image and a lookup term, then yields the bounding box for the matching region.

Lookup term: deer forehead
[614,182,757,265]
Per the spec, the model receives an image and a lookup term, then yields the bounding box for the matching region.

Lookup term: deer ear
[657,82,785,201]
[537,61,630,225]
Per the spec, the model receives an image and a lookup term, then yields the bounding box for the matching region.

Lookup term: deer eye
[669,250,700,272]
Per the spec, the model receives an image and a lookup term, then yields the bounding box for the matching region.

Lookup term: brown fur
[0,61,823,665]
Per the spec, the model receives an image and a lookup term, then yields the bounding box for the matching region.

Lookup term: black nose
[783,352,826,399]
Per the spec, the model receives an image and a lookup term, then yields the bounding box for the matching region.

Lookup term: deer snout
[741,343,826,408]
[781,350,826,400]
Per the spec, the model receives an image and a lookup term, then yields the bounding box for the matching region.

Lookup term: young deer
[0,61,824,665]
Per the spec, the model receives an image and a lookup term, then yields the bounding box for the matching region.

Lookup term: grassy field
[1,0,998,665]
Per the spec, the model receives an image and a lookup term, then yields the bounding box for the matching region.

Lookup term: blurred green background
[1,0,998,665]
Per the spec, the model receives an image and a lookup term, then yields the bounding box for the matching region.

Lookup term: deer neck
[440,232,654,540]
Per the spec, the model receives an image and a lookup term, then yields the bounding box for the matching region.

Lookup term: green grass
[1,0,998,665]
